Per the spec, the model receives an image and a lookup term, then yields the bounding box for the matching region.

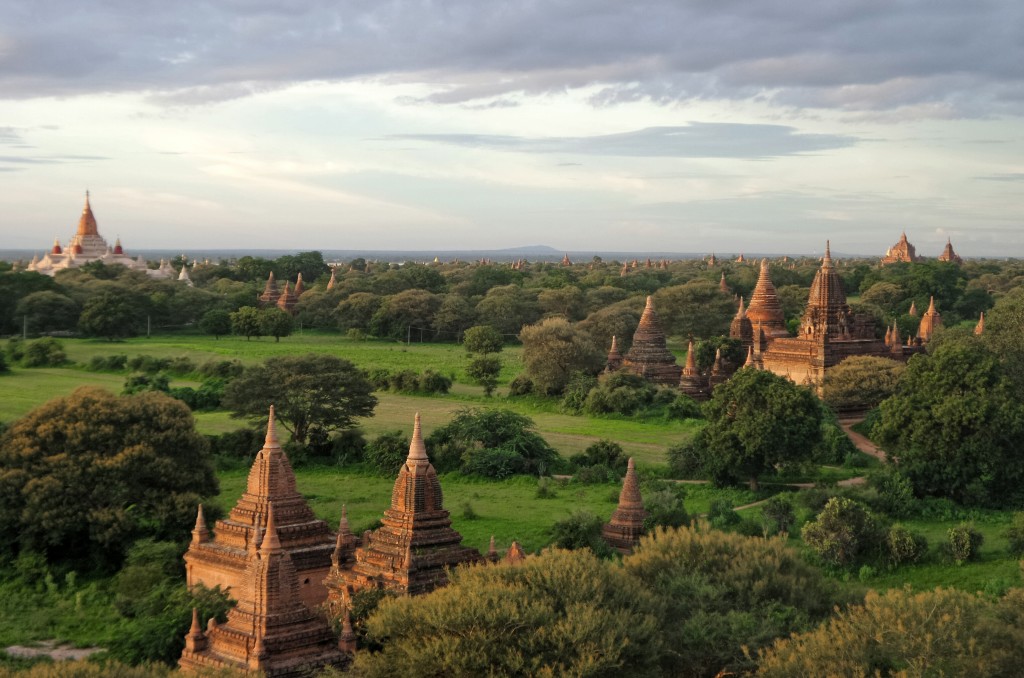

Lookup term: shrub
[812,422,857,465]
[331,428,367,466]
[122,372,171,395]
[6,337,25,363]
[667,394,702,420]
[365,430,409,476]
[560,371,598,413]
[196,359,244,380]
[417,370,452,394]
[462,448,527,479]
[761,496,796,535]
[87,354,129,372]
[570,439,627,474]
[869,466,917,518]
[206,428,261,459]
[166,356,196,376]
[366,367,392,390]
[801,497,884,568]
[1005,512,1024,557]
[460,502,478,520]
[583,371,657,416]
[535,477,557,499]
[425,408,557,477]
[574,464,617,484]
[666,441,704,479]
[21,337,67,367]
[0,350,7,374]
[708,499,741,529]
[947,523,984,564]
[507,373,534,396]
[388,369,420,392]
[549,511,612,557]
[643,484,689,531]
[127,354,171,374]
[886,524,928,566]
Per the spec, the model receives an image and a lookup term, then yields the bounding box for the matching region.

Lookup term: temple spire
[975,312,985,336]
[261,502,282,554]
[823,240,832,268]
[601,458,647,554]
[338,609,357,653]
[265,405,280,448]
[407,412,428,462]
[191,504,211,544]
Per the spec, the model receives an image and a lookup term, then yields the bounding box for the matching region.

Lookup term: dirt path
[5,641,103,661]
[839,418,889,463]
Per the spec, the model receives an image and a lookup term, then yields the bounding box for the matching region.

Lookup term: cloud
[0,1,1021,116]
[976,172,1024,182]
[387,123,857,159]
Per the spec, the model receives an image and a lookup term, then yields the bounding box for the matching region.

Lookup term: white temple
[27,192,173,279]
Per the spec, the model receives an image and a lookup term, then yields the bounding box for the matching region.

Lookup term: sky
[1,1,1022,256]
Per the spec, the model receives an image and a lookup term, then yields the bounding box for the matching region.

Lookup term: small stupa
[744,259,788,338]
[975,312,985,336]
[605,335,623,373]
[621,296,681,385]
[916,296,943,342]
[678,340,708,401]
[601,458,648,555]
[258,272,281,306]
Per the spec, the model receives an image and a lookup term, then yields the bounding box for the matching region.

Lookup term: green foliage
[642,483,689,531]
[549,511,613,556]
[258,307,294,342]
[0,387,217,567]
[869,465,917,518]
[559,371,598,413]
[707,498,741,529]
[534,477,557,499]
[874,336,1024,506]
[426,408,557,477]
[693,336,745,372]
[624,525,839,677]
[694,368,823,488]
[462,448,528,479]
[0,351,7,374]
[885,523,928,566]
[519,316,603,395]
[15,290,80,334]
[198,309,231,338]
[78,290,148,340]
[87,354,128,372]
[507,373,534,396]
[1004,512,1024,556]
[20,338,67,367]
[228,306,262,340]
[583,371,658,416]
[352,548,662,677]
[757,587,1024,678]
[122,372,170,395]
[810,419,856,465]
[666,441,704,479]
[223,353,377,444]
[0,660,248,677]
[462,324,504,355]
[666,394,702,420]
[205,428,261,460]
[821,355,906,413]
[365,430,409,476]
[760,496,796,535]
[947,523,984,564]
[801,497,885,568]
[466,355,501,396]
[570,439,628,474]
[981,286,1024,390]
[169,379,225,411]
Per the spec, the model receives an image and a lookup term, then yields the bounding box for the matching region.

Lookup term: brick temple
[602,458,648,555]
[180,502,346,677]
[324,414,483,611]
[619,296,681,385]
[185,407,335,611]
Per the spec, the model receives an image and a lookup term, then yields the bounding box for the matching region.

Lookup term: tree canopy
[519,317,603,395]
[222,354,377,445]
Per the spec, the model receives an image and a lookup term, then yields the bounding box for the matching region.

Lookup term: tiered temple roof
[185,407,335,610]
[621,296,681,385]
[605,335,623,373]
[678,340,708,401]
[259,272,281,306]
[798,242,854,340]
[602,458,648,555]
[719,272,729,293]
[324,414,482,608]
[881,232,920,265]
[276,281,298,313]
[937,238,963,265]
[916,296,943,342]
[745,259,788,338]
[179,502,346,677]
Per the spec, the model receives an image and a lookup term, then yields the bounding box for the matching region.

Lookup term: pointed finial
[744,345,755,367]
[487,535,498,558]
[684,340,696,370]
[736,296,746,318]
[407,413,428,462]
[192,504,210,544]
[822,240,832,267]
[189,607,202,636]
[260,501,282,553]
[265,405,280,448]
[610,335,618,352]
[927,296,936,314]
[339,608,357,653]
[975,312,985,336]
[645,295,654,310]
[339,504,349,533]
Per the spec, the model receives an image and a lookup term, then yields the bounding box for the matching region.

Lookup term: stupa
[975,312,985,336]
[744,259,788,338]
[881,232,921,265]
[258,272,281,306]
[184,407,335,610]
[276,282,298,314]
[916,296,943,342]
[27,192,168,278]
[937,238,963,265]
[179,502,347,677]
[324,414,482,610]
[678,340,709,401]
[620,296,681,385]
[604,335,624,373]
[601,458,648,555]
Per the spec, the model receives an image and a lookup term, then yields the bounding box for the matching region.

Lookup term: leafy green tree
[229,306,263,340]
[475,284,540,335]
[624,524,839,677]
[294,289,343,329]
[431,294,477,340]
[519,317,603,395]
[336,292,383,333]
[694,368,822,489]
[757,588,1024,678]
[550,511,613,556]
[537,285,585,320]
[365,430,409,476]
[223,354,377,445]
[693,336,745,372]
[981,286,1024,389]
[654,280,734,338]
[78,289,148,340]
[15,290,80,334]
[466,355,502,397]
[370,289,442,341]
[821,356,905,413]
[259,307,294,342]
[0,387,217,567]
[199,309,231,339]
[20,337,67,367]
[426,408,557,476]
[463,325,504,355]
[350,548,663,677]
[578,300,643,355]
[801,497,885,568]
[873,336,1024,506]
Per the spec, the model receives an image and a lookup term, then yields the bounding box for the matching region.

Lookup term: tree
[757,588,1024,678]
[229,306,263,340]
[15,290,80,334]
[466,355,501,397]
[259,307,294,342]
[873,336,1024,506]
[425,408,557,476]
[432,294,477,340]
[519,317,603,395]
[800,497,884,567]
[537,285,585,320]
[578,300,643,355]
[223,354,377,445]
[475,284,540,335]
[463,325,504,355]
[350,548,663,677]
[0,387,217,567]
[695,368,822,489]
[981,286,1024,389]
[336,292,383,333]
[623,525,838,677]
[654,280,734,338]
[370,289,442,341]
[78,289,148,340]
[199,309,231,339]
[820,356,905,413]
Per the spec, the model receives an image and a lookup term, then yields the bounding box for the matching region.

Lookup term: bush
[560,372,598,413]
[869,466,917,518]
[196,359,244,380]
[667,394,702,420]
[417,370,452,394]
[507,373,534,396]
[643,484,689,530]
[127,354,171,374]
[549,511,612,557]
[886,524,928,566]
[666,441,704,479]
[801,497,885,568]
[584,371,657,416]
[574,463,617,484]
[761,496,796,535]
[535,477,558,499]
[947,523,984,564]
[0,350,7,374]
[425,408,557,477]
[388,369,420,392]
[462,448,527,479]
[366,368,392,390]
[21,337,67,367]
[812,422,857,465]
[330,428,367,466]
[122,372,171,395]
[708,499,741,529]
[1005,512,1024,557]
[87,354,129,372]
[365,430,409,476]
[206,428,262,459]
[169,379,225,411]
[570,439,627,474]
[6,337,25,363]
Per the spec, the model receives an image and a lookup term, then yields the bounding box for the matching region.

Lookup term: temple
[937,238,963,265]
[27,193,172,278]
[324,414,482,611]
[258,272,305,314]
[618,296,681,385]
[916,296,943,342]
[678,340,709,401]
[602,458,648,555]
[604,335,623,373]
[745,259,789,338]
[179,503,347,677]
[881,232,921,265]
[184,407,335,611]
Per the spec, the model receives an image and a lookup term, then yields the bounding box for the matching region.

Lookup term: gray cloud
[976,173,1024,181]
[0,1,1021,116]
[387,123,857,159]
